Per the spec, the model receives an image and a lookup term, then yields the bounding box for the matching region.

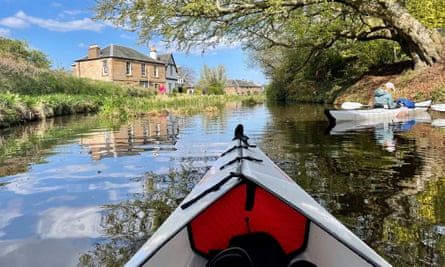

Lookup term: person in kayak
[373,82,397,108]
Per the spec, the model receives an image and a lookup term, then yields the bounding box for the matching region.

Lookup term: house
[224,79,262,95]
[150,46,179,94]
[72,44,179,92]
[177,66,195,94]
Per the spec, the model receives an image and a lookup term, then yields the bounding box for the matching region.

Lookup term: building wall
[72,59,112,82]
[73,58,166,88]
[225,86,238,95]
[224,86,262,95]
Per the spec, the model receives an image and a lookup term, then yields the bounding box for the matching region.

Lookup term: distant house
[177,66,195,94]
[224,79,262,95]
[153,47,179,94]
[72,44,179,92]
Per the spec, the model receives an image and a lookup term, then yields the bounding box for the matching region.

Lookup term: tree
[177,65,196,84]
[404,0,445,29]
[196,64,227,94]
[0,37,51,68]
[94,0,444,70]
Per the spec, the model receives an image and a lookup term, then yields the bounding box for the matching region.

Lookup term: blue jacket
[374,88,397,108]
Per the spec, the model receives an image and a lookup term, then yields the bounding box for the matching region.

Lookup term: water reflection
[78,163,209,267]
[328,111,432,152]
[1,104,445,266]
[79,115,180,160]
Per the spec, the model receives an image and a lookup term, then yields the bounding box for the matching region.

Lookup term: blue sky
[0,0,267,84]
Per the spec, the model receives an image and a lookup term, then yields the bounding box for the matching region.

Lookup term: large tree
[94,0,444,69]
[196,64,227,94]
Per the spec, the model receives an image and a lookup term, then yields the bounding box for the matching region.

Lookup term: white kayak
[326,100,431,122]
[432,119,445,127]
[431,104,445,112]
[125,124,392,267]
[329,111,431,134]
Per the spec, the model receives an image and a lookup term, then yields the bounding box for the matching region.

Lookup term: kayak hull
[328,104,430,122]
[126,125,392,267]
[328,100,431,122]
[431,104,445,112]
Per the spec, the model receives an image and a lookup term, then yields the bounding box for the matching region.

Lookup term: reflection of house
[72,44,179,91]
[79,117,179,161]
[224,80,262,95]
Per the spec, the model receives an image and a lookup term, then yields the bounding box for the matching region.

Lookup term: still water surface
[1,102,445,266]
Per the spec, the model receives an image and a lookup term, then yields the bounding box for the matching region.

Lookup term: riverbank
[0,93,265,128]
[334,59,445,105]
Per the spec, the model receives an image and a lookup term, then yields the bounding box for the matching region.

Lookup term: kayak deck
[126,124,391,267]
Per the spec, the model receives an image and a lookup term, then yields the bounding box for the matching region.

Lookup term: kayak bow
[126,124,392,267]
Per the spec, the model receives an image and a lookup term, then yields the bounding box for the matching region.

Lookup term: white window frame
[102,60,108,75]
[154,66,159,78]
[126,61,132,76]
[141,63,146,77]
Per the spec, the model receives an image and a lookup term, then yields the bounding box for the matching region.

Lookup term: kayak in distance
[325,100,431,122]
[431,103,445,112]
[125,124,392,267]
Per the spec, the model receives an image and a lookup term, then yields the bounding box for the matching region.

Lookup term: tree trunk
[369,1,444,69]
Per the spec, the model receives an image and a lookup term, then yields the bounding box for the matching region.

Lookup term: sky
[0,0,268,85]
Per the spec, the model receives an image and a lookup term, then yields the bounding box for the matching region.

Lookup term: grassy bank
[1,45,266,128]
[0,84,265,128]
[0,92,265,128]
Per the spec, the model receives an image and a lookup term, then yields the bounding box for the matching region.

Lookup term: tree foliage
[94,0,444,69]
[196,64,227,95]
[404,0,445,29]
[0,37,51,69]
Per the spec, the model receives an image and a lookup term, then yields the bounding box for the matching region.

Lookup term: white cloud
[0,10,105,32]
[37,206,102,238]
[120,33,135,40]
[0,15,29,28]
[0,27,11,37]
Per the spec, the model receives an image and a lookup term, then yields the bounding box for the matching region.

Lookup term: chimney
[88,44,100,59]
[149,45,157,59]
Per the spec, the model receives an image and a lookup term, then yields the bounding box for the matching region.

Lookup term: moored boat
[125,124,392,267]
[326,100,431,122]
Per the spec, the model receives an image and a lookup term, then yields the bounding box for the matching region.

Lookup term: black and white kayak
[125,124,392,267]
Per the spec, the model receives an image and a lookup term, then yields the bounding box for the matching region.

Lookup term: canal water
[1,102,445,266]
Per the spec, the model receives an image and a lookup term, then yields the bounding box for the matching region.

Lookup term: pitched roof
[225,79,260,87]
[75,44,164,64]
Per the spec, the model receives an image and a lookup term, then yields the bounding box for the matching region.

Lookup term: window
[154,66,158,78]
[140,81,149,88]
[102,60,108,75]
[126,61,132,75]
[141,63,146,77]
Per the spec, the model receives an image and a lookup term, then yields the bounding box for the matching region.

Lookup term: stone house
[72,44,179,92]
[224,79,262,95]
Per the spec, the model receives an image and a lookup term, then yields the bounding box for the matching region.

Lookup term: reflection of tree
[78,160,211,267]
[263,103,445,265]
[379,174,445,266]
